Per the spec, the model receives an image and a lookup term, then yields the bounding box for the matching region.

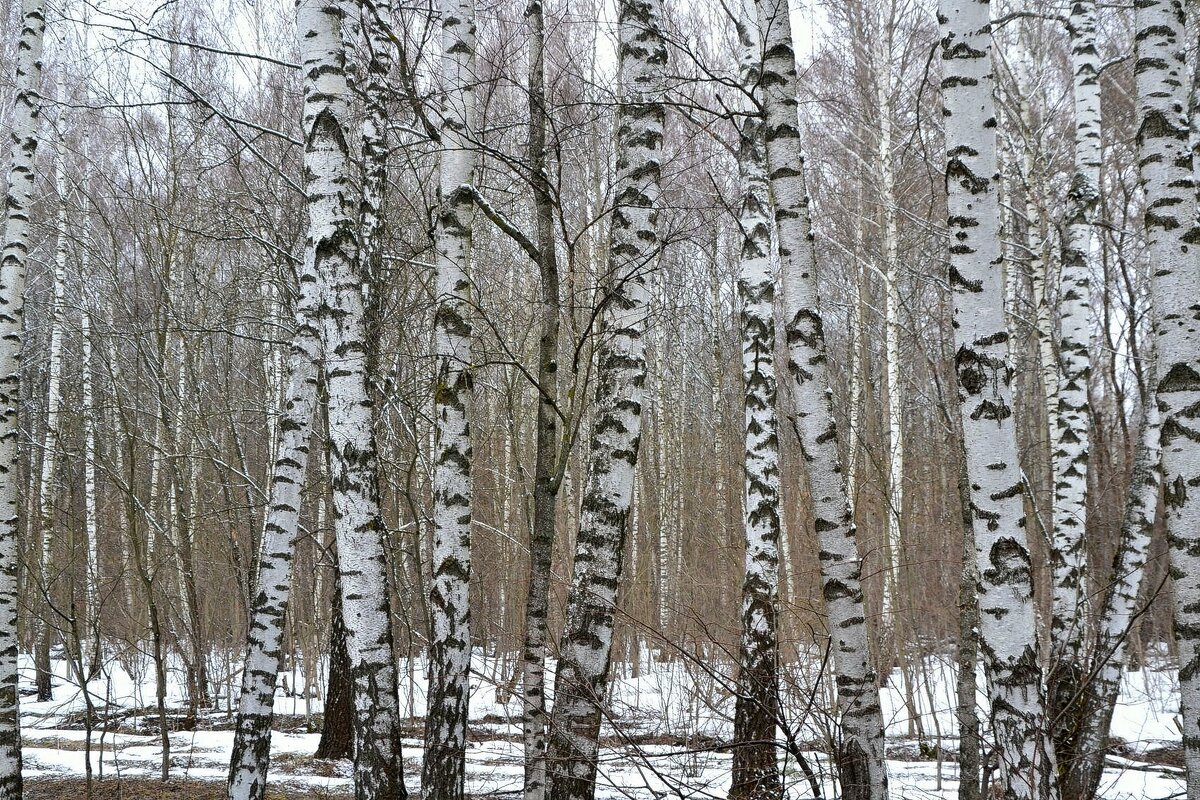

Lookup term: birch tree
[1071,384,1161,800]
[226,70,326,800]
[304,0,407,791]
[940,1,1056,797]
[1134,0,1200,794]
[544,0,666,793]
[0,0,45,794]
[1048,0,1100,772]
[520,0,565,794]
[424,0,478,789]
[730,8,782,795]
[33,125,70,704]
[753,0,888,796]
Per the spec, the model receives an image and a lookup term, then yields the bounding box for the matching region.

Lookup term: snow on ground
[13,649,1186,798]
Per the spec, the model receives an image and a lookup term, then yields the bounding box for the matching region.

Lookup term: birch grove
[0,0,1191,799]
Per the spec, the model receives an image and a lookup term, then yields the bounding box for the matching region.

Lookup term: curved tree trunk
[939,1,1057,798]
[752,0,888,797]
[544,0,666,795]
[1071,396,1161,800]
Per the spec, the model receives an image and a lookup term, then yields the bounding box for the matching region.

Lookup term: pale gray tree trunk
[729,10,782,796]
[753,0,888,797]
[0,0,45,794]
[1048,1,1101,777]
[544,0,666,794]
[34,127,70,704]
[1134,0,1200,795]
[520,0,564,796]
[875,31,903,637]
[424,0,478,792]
[940,1,1057,798]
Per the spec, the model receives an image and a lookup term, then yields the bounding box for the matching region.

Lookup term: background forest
[0,0,1192,798]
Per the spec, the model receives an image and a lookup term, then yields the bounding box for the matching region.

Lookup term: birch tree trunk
[302,0,406,792]
[424,0,478,791]
[226,115,325,800]
[359,0,394,382]
[545,0,666,792]
[520,0,564,795]
[1070,395,1161,800]
[0,0,45,793]
[876,33,904,642]
[940,2,1057,797]
[82,303,100,672]
[1134,1,1200,795]
[753,0,888,796]
[956,457,981,800]
[729,12,782,795]
[1048,1,1101,776]
[34,129,70,704]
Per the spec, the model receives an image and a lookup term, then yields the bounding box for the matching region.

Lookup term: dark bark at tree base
[729,664,780,800]
[316,568,354,761]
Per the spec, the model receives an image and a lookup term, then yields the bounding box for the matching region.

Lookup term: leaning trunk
[753,0,888,797]
[544,0,666,795]
[1071,396,1161,800]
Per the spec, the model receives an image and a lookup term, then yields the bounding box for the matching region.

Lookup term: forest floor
[13,651,1186,799]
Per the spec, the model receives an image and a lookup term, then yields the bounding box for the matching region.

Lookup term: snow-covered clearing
[15,650,1184,798]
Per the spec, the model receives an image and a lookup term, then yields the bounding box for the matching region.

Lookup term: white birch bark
[0,0,44,792]
[1072,394,1161,800]
[1048,3,1101,755]
[545,0,665,793]
[82,304,100,645]
[753,0,888,797]
[1134,0,1200,794]
[939,2,1057,797]
[301,2,406,796]
[229,1,403,798]
[730,13,782,794]
[425,0,478,788]
[226,132,324,800]
[875,35,903,638]
[32,124,69,703]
